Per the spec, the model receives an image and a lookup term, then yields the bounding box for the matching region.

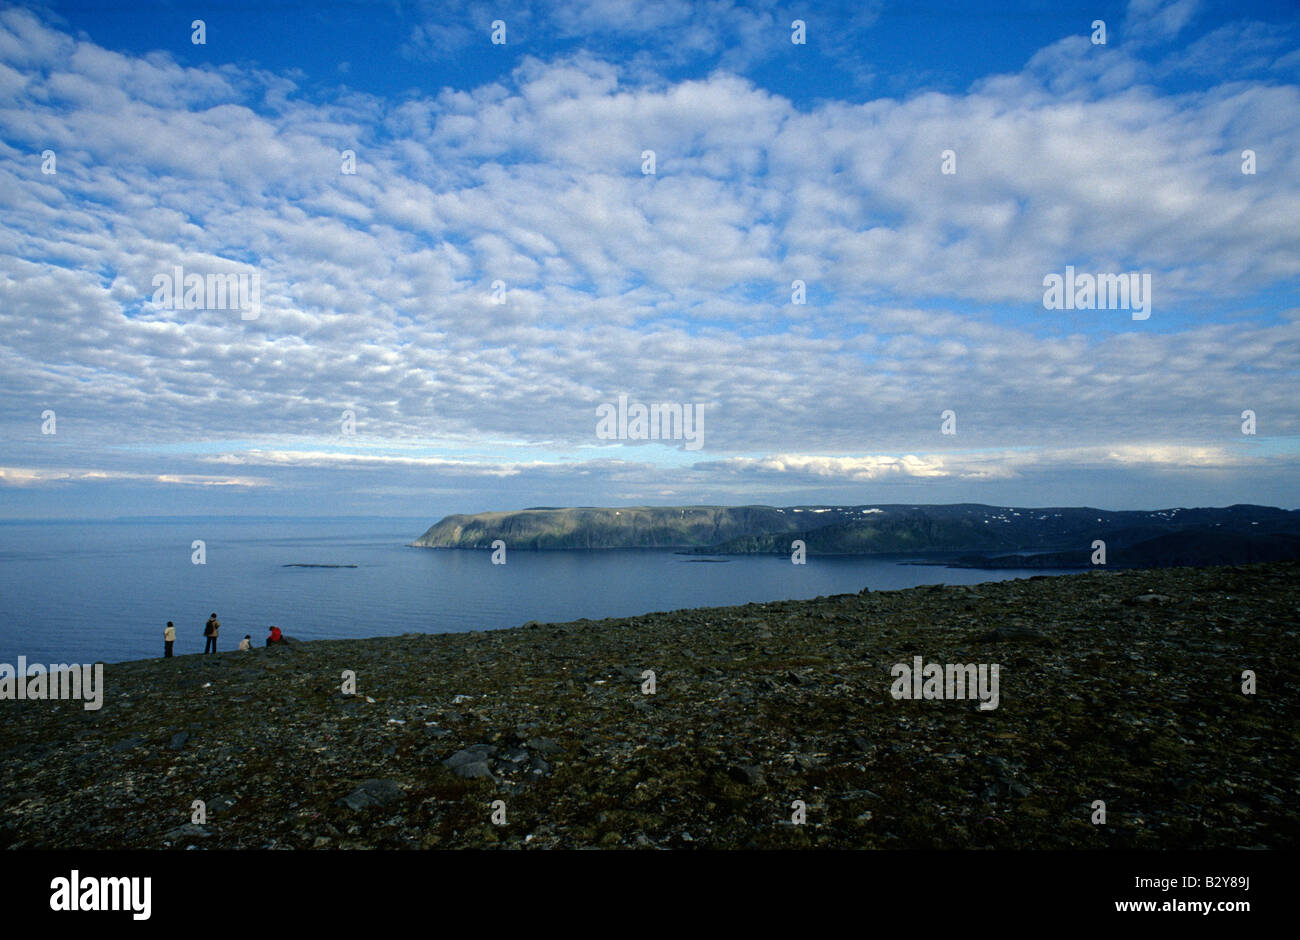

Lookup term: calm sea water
[0,518,1073,665]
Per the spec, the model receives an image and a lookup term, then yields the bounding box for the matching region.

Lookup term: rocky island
[1,560,1295,849]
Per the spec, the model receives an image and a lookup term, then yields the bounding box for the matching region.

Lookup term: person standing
[204,612,220,654]
[164,621,176,657]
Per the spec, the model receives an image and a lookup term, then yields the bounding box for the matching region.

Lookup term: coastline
[2,560,1295,849]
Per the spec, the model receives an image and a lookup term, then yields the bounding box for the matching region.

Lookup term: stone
[110,735,146,753]
[337,778,405,811]
[451,760,493,779]
[525,737,562,756]
[1130,593,1174,605]
[443,745,497,770]
[164,823,211,843]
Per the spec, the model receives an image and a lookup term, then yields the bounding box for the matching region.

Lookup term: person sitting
[266,625,284,646]
[238,635,252,651]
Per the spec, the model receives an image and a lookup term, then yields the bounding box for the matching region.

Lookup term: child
[238,635,252,651]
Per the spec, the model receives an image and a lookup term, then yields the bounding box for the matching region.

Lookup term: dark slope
[2,561,1295,849]
[413,503,1300,562]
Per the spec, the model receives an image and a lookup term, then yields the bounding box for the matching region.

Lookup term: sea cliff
[411,503,1300,567]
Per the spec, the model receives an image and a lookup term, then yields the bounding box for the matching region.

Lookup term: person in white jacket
[163,621,176,657]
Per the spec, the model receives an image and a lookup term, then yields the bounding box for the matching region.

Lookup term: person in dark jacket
[204,613,220,654]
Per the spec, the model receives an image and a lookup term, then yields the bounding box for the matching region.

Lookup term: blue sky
[1,0,1298,520]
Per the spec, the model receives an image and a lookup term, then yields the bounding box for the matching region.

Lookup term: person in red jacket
[266,625,283,647]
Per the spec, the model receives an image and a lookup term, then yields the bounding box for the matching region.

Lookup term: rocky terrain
[946,530,1300,569]
[1,561,1296,850]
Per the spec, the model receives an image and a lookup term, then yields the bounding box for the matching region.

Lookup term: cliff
[412,503,1300,565]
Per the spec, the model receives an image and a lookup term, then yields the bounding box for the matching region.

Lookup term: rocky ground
[2,562,1296,849]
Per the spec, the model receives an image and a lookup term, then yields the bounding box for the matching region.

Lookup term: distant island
[412,503,1300,569]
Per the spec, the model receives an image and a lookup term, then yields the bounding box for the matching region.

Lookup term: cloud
[203,449,558,477]
[706,453,952,481]
[0,467,267,487]
[396,0,883,77]
[1125,0,1201,43]
[697,443,1268,484]
[0,6,1295,514]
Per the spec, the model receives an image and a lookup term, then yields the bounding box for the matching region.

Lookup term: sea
[0,517,1076,665]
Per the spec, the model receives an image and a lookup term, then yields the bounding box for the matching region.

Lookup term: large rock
[452,760,493,779]
[164,823,211,844]
[337,778,405,811]
[524,737,562,757]
[443,745,498,779]
[443,744,496,768]
[110,734,146,753]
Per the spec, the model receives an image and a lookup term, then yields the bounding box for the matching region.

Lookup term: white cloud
[1125,0,1201,43]
[0,8,1296,513]
[0,467,267,487]
[699,443,1265,484]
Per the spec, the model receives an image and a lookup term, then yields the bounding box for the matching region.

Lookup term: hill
[412,503,1300,567]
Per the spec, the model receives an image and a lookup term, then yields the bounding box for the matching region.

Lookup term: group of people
[162,614,285,657]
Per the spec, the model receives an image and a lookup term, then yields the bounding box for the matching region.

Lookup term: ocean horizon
[0,516,1076,666]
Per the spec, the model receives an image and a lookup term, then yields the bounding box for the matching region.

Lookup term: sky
[1,0,1297,521]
